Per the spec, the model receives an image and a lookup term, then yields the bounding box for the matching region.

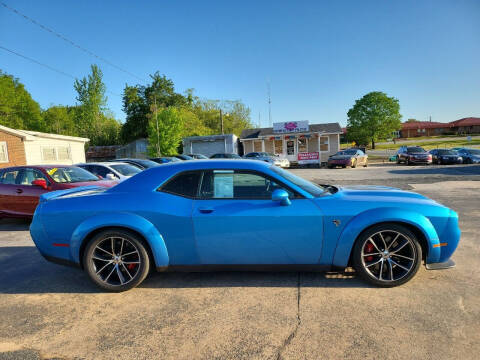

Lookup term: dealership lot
[0,165,479,360]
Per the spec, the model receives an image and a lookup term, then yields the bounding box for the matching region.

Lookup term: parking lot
[1,164,479,360]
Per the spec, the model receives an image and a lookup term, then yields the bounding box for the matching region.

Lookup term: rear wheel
[352,223,422,287]
[363,159,368,167]
[83,229,150,292]
[351,159,357,168]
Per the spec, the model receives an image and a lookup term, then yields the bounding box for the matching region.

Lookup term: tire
[406,158,410,165]
[364,159,368,167]
[396,156,401,164]
[351,159,357,168]
[327,165,333,169]
[83,229,151,292]
[342,165,346,168]
[352,223,422,287]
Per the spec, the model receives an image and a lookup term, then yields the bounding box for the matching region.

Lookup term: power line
[0,45,121,97]
[1,1,145,82]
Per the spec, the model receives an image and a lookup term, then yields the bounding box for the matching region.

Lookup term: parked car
[150,157,181,164]
[455,148,480,164]
[187,154,209,159]
[30,159,459,291]
[428,149,463,165]
[210,153,242,159]
[396,146,432,165]
[327,149,368,168]
[175,155,194,161]
[77,162,142,181]
[110,158,159,169]
[244,152,290,168]
[0,165,117,218]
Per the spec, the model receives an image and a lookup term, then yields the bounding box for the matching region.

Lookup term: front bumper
[426,259,455,270]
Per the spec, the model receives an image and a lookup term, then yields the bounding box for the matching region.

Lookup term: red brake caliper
[127,264,136,271]
[365,242,374,262]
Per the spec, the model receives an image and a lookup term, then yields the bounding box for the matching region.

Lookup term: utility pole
[267,80,272,126]
[220,109,224,134]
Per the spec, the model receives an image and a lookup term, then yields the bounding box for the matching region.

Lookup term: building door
[286,140,296,163]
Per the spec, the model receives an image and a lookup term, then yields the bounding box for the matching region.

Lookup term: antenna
[267,80,272,126]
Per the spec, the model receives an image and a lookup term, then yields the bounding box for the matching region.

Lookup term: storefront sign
[273,121,309,134]
[298,152,319,164]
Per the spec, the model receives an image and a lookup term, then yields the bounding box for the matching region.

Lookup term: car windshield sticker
[47,168,58,176]
[214,173,233,198]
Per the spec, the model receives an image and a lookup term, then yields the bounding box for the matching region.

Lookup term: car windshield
[437,150,456,155]
[337,150,357,155]
[270,166,325,197]
[191,154,208,159]
[45,167,99,183]
[227,154,242,158]
[407,147,426,154]
[467,149,480,155]
[134,159,159,168]
[110,164,142,176]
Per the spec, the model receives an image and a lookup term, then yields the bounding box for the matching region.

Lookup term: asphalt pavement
[0,164,479,360]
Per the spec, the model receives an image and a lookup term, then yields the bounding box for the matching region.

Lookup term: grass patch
[374,139,480,151]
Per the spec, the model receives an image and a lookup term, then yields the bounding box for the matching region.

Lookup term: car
[428,149,463,165]
[110,158,159,169]
[396,146,432,165]
[454,148,480,164]
[210,153,242,159]
[30,160,460,291]
[0,165,118,218]
[150,157,181,164]
[77,162,142,181]
[327,149,368,168]
[174,155,194,161]
[243,152,290,168]
[187,154,209,159]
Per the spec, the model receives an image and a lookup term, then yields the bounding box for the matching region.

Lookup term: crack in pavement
[275,272,301,360]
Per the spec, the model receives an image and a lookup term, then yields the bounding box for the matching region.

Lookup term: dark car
[210,153,242,159]
[0,165,117,218]
[455,148,480,164]
[150,157,181,164]
[396,146,432,165]
[429,149,463,165]
[175,155,194,161]
[110,158,159,169]
[187,154,209,159]
[327,149,368,168]
[244,152,274,163]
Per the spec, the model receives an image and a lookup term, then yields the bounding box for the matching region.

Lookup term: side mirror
[32,179,48,190]
[97,175,103,180]
[106,173,116,180]
[272,189,291,206]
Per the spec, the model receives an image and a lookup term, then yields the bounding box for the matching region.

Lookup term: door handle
[16,189,23,194]
[198,207,214,214]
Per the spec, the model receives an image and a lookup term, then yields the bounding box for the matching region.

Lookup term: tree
[147,107,185,156]
[74,64,107,144]
[0,71,44,130]
[42,105,77,136]
[346,91,402,149]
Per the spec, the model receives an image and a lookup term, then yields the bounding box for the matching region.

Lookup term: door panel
[192,199,323,264]
[15,169,50,216]
[0,169,22,216]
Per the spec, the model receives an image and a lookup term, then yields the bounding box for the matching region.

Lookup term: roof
[0,124,89,143]
[448,117,480,127]
[401,121,450,130]
[240,122,342,139]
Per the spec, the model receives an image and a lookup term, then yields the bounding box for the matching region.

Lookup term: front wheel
[352,223,422,287]
[351,159,357,168]
[363,159,368,167]
[83,229,151,292]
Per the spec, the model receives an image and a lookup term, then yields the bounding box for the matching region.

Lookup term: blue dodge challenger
[30,160,460,291]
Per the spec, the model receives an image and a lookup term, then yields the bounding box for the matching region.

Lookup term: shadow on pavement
[389,164,480,176]
[0,218,31,231]
[0,246,370,294]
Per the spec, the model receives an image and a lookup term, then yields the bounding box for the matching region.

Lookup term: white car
[77,162,142,181]
[274,157,290,168]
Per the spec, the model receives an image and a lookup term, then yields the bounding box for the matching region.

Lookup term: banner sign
[273,121,309,134]
[298,152,319,164]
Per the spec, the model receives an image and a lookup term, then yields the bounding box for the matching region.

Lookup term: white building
[0,125,89,168]
[240,121,342,166]
[182,134,238,157]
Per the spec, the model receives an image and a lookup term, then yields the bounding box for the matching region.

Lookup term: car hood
[336,185,428,200]
[330,155,353,160]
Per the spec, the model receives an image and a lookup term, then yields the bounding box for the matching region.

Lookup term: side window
[160,171,201,198]
[92,166,109,178]
[0,169,21,184]
[18,168,48,185]
[200,170,293,199]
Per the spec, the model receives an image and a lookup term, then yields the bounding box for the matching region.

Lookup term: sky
[1,0,479,128]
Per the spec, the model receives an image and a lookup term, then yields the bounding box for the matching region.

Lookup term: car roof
[1,165,77,170]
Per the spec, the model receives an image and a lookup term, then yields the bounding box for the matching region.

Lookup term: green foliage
[42,105,77,135]
[147,107,185,156]
[0,71,44,130]
[346,91,402,149]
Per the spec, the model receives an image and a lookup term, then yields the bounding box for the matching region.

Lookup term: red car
[0,165,118,218]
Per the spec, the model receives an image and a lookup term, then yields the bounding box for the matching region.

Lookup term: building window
[286,140,295,155]
[57,146,71,160]
[42,147,56,161]
[320,136,329,151]
[274,139,283,154]
[298,138,308,152]
[0,142,8,163]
